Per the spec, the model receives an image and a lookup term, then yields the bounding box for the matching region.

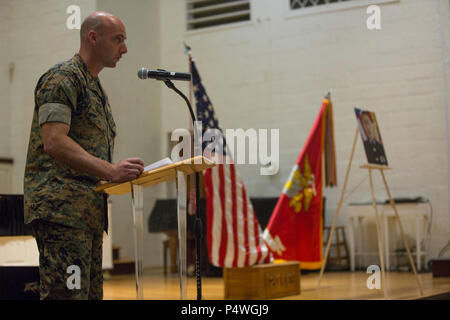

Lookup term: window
[186,0,251,31]
[290,0,352,10]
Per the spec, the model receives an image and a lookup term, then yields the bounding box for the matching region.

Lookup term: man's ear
[88,30,97,46]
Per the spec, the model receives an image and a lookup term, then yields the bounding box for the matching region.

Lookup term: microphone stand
[164,79,202,300]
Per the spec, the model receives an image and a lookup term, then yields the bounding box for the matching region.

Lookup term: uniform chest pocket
[71,87,115,162]
[83,89,110,133]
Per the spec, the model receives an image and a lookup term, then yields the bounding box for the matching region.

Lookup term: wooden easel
[316,127,423,297]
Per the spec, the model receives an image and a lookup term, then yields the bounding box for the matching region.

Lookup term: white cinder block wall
[158,0,450,264]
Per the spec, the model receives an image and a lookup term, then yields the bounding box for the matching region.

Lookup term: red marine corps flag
[263,97,337,270]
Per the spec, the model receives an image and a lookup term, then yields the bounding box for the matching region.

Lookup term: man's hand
[110,158,145,183]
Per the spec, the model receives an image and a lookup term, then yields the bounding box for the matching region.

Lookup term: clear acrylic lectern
[95,156,215,300]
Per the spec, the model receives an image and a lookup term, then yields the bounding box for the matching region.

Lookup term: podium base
[223,262,300,299]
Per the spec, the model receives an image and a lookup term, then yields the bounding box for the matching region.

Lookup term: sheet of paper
[144,157,173,172]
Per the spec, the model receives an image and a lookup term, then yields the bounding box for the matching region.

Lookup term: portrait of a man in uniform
[355,108,388,166]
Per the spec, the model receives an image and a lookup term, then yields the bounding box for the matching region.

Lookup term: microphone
[138,68,191,81]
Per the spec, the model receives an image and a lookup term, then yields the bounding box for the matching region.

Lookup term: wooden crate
[223,262,300,299]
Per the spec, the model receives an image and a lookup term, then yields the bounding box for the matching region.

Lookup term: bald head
[80,11,123,44]
[78,11,127,72]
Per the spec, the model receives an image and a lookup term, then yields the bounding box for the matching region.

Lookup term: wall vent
[187,0,251,31]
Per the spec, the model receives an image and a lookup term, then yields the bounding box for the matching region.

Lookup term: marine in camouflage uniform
[24,52,116,300]
[24,11,139,300]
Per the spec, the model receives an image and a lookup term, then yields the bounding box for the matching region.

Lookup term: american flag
[191,58,271,268]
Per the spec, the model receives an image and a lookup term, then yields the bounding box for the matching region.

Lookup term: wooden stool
[162,231,196,276]
[323,226,350,270]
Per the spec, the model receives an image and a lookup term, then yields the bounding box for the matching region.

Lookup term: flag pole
[317,126,359,289]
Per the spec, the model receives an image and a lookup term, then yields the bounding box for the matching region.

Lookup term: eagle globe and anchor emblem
[263,155,318,256]
[284,155,317,213]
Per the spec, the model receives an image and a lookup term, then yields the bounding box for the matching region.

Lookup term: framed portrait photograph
[354,108,388,166]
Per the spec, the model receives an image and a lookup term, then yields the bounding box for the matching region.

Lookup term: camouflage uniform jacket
[24,53,116,233]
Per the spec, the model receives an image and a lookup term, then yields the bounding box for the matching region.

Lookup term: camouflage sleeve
[38,103,72,126]
[35,72,78,126]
